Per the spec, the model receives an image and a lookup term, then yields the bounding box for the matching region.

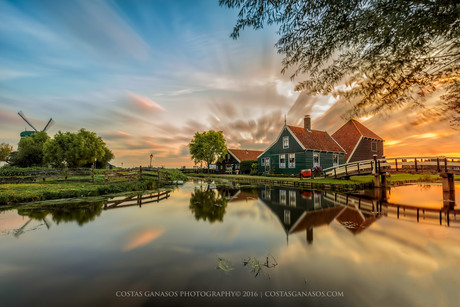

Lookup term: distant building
[257,115,346,175]
[332,119,384,163]
[217,149,263,174]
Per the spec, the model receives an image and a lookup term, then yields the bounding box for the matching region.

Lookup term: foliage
[189,130,227,172]
[221,0,460,125]
[0,143,13,162]
[0,166,54,176]
[250,162,259,176]
[9,132,50,167]
[189,186,227,223]
[165,168,188,181]
[44,129,113,168]
[240,160,257,174]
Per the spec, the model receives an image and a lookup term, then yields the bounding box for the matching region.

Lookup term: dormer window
[283,136,289,149]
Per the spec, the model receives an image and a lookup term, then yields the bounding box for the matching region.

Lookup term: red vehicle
[300,169,311,178]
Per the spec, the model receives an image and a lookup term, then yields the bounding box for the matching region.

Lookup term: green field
[0,168,187,206]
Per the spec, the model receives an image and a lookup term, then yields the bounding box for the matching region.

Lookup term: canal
[0,180,459,307]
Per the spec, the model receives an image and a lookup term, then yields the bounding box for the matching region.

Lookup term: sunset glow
[0,0,458,168]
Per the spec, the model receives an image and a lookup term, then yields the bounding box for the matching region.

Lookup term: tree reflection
[189,186,228,223]
[18,202,104,226]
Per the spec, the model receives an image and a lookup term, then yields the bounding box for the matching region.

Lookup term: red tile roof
[287,125,345,152]
[332,120,383,161]
[228,149,263,162]
[335,207,377,234]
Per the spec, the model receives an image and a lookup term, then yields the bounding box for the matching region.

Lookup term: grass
[0,167,188,206]
[189,172,455,186]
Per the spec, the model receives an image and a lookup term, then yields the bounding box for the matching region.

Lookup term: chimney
[304,115,311,131]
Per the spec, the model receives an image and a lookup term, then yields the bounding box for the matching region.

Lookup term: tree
[9,132,50,167]
[0,143,13,162]
[44,129,113,168]
[220,0,460,125]
[189,130,227,172]
[189,186,228,223]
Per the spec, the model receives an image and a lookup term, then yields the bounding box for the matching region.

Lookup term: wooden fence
[103,166,170,184]
[0,167,170,185]
[0,168,94,184]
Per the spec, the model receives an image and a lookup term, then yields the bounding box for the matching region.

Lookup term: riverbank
[188,173,452,191]
[0,167,187,206]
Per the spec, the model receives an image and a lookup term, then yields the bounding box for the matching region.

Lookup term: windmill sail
[43,118,55,131]
[18,111,38,132]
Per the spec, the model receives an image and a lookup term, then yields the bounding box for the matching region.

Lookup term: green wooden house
[257,115,346,175]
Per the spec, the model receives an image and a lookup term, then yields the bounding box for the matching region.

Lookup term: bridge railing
[378,157,460,173]
[323,156,460,178]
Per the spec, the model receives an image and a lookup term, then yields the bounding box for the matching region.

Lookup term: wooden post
[139,166,142,180]
[157,168,160,185]
[414,158,418,172]
[437,158,440,172]
[441,172,455,209]
[395,158,398,171]
[444,158,448,172]
[91,166,95,183]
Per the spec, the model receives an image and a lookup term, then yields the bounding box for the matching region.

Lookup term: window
[279,154,286,168]
[280,190,287,205]
[289,190,296,207]
[283,136,289,149]
[333,154,339,166]
[288,153,295,168]
[284,210,291,225]
[261,158,265,165]
[313,152,320,167]
[265,158,270,166]
[371,141,377,152]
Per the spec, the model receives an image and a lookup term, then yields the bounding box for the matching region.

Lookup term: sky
[1,0,458,168]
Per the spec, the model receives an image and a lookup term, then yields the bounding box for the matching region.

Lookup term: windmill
[18,111,54,138]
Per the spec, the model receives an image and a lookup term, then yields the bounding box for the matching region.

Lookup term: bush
[240,160,257,174]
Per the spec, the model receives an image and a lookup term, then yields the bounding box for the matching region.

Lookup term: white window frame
[289,190,296,207]
[279,154,286,168]
[313,152,320,167]
[371,141,377,152]
[288,153,295,168]
[333,154,339,166]
[284,210,291,225]
[283,136,289,149]
[280,190,287,205]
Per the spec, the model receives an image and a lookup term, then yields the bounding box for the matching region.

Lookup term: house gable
[332,120,384,162]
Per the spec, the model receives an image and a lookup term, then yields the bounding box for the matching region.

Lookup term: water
[0,181,459,307]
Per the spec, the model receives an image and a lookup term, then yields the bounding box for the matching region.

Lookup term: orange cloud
[123,228,165,251]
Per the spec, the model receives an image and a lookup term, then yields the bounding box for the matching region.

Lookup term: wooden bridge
[323,156,460,179]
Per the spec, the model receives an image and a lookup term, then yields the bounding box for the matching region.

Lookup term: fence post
[139,166,143,180]
[157,168,160,185]
[104,170,108,184]
[91,166,95,183]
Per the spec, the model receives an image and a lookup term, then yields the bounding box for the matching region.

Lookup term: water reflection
[18,202,104,227]
[0,181,459,307]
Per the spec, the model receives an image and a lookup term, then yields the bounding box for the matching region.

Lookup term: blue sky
[1,0,458,167]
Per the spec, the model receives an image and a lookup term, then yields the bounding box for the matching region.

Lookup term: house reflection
[257,185,382,244]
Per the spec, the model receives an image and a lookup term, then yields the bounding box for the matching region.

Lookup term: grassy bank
[0,167,188,206]
[0,180,159,206]
[188,173,452,190]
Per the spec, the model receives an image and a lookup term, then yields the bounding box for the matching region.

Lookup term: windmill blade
[18,111,38,132]
[43,118,55,132]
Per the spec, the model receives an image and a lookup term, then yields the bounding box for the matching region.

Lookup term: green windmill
[18,110,54,138]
